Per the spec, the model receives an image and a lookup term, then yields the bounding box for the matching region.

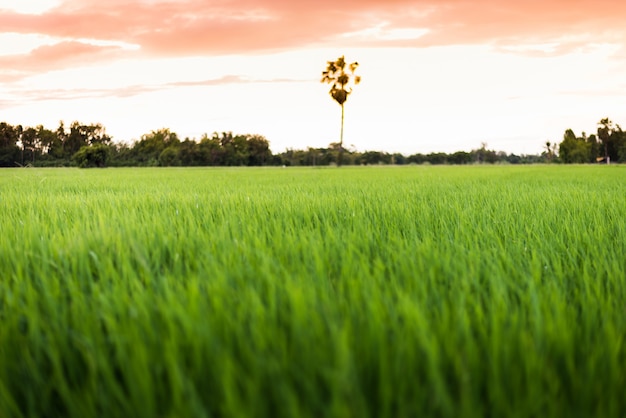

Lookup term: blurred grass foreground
[1,165,625,418]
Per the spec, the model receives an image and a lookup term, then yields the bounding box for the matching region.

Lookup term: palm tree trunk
[339,104,344,167]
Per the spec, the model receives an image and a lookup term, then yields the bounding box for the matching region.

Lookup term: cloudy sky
[1,0,625,154]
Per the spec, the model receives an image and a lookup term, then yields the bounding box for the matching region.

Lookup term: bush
[73,144,110,168]
[159,146,181,166]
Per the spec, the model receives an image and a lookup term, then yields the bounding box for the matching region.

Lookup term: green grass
[1,165,625,418]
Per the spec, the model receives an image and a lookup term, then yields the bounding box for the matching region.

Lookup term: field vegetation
[1,165,625,417]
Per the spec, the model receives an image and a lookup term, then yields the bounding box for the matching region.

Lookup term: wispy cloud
[4,74,305,103]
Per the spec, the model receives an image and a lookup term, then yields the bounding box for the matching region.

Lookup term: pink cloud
[0,41,128,80]
[1,0,625,70]
[416,1,626,48]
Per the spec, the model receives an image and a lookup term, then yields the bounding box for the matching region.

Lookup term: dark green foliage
[597,118,624,163]
[360,151,391,165]
[559,129,593,163]
[558,119,625,164]
[448,151,473,165]
[73,144,111,168]
[426,152,448,165]
[0,122,21,167]
[619,140,626,163]
[0,143,20,167]
[247,134,272,165]
[177,138,205,166]
[130,128,180,165]
[1,116,626,169]
[59,121,111,160]
[158,146,181,167]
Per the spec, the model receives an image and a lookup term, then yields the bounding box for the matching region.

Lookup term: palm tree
[544,141,554,162]
[321,56,361,166]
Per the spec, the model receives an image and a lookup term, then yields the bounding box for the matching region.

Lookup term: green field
[1,165,625,418]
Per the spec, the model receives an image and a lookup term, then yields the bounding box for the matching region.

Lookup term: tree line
[0,122,274,168]
[555,118,626,164]
[0,118,623,168]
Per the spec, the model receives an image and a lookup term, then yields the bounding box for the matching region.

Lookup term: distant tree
[159,146,180,166]
[132,128,180,165]
[199,134,223,165]
[246,134,271,166]
[361,151,386,165]
[35,125,57,158]
[306,147,322,166]
[63,122,88,157]
[44,121,66,161]
[231,135,250,166]
[585,133,601,162]
[321,56,361,166]
[619,139,626,163]
[471,143,498,164]
[597,118,614,163]
[391,153,407,165]
[322,142,344,166]
[543,141,557,162]
[215,132,249,166]
[506,153,522,164]
[559,129,591,163]
[20,127,39,166]
[108,142,134,166]
[0,122,20,167]
[73,144,110,168]
[407,153,427,164]
[54,121,112,159]
[178,138,203,166]
[597,118,623,163]
[426,152,448,165]
[448,151,472,165]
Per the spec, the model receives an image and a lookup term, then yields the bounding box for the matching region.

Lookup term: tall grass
[0,165,625,417]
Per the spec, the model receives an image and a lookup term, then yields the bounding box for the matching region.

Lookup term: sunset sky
[1,0,625,155]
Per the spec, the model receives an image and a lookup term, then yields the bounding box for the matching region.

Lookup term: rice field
[1,165,625,418]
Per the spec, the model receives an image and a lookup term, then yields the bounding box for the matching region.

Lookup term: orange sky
[1,0,625,154]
